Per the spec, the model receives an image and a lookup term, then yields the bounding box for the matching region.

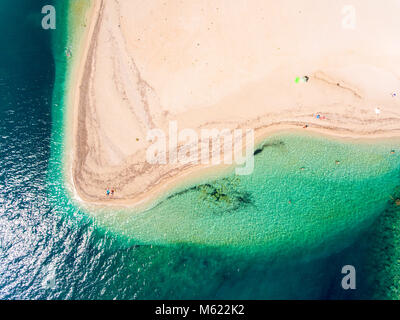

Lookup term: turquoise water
[95,133,400,251]
[1,0,400,299]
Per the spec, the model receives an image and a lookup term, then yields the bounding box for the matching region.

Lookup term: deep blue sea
[0,0,399,300]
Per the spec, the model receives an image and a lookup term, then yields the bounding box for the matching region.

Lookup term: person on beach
[106,189,110,196]
[111,189,114,196]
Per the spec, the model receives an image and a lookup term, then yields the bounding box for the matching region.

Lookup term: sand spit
[68,0,400,207]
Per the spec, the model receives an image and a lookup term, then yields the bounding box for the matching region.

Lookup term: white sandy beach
[67,0,400,206]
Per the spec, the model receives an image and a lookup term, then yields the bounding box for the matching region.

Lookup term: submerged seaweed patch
[159,176,253,213]
[363,183,400,299]
[196,177,253,213]
[254,140,285,156]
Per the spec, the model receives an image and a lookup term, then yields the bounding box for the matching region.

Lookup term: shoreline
[71,122,400,211]
[63,0,103,204]
[65,0,400,210]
